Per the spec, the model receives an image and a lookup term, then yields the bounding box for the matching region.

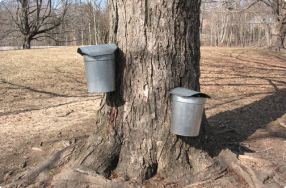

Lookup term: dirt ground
[0,47,102,184]
[0,47,285,187]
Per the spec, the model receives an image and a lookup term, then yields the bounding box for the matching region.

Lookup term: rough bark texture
[77,0,215,184]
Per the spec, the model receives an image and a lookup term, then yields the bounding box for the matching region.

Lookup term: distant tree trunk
[93,10,99,45]
[81,30,84,45]
[270,19,286,50]
[89,22,92,45]
[23,36,31,49]
[211,24,213,46]
[77,0,214,185]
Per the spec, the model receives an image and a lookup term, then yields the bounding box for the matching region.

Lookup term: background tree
[0,0,109,48]
[1,0,284,49]
[75,0,218,185]
[247,0,286,49]
[200,0,285,49]
[1,0,70,49]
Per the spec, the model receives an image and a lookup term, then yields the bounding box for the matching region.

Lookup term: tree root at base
[3,141,284,188]
[218,149,282,188]
[3,144,76,188]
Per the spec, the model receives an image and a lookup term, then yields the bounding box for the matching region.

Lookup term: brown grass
[0,47,101,183]
[201,47,286,117]
[0,47,285,185]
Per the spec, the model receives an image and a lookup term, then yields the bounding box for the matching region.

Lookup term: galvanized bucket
[78,44,117,93]
[170,87,210,137]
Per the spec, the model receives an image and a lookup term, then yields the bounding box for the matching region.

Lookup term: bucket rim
[172,95,207,104]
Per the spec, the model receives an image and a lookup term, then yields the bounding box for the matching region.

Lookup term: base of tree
[5,136,223,188]
[5,115,286,188]
[268,45,285,52]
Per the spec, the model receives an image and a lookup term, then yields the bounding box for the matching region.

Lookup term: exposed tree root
[50,167,138,188]
[3,140,284,188]
[218,149,280,188]
[3,144,76,188]
[75,130,122,178]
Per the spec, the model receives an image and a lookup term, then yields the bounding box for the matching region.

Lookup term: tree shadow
[233,55,286,70]
[179,50,286,156]
[53,67,87,85]
[0,98,100,117]
[0,79,92,98]
[179,89,286,157]
[205,88,286,156]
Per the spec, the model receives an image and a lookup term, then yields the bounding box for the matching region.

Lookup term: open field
[0,47,286,186]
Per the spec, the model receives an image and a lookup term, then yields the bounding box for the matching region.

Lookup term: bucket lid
[77,44,117,57]
[170,87,210,98]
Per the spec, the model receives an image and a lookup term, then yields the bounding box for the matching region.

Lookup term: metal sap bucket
[77,44,118,93]
[170,87,210,137]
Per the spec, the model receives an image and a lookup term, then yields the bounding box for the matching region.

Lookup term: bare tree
[48,0,109,47]
[200,0,286,49]
[74,0,218,185]
[201,0,270,47]
[1,0,70,49]
[79,0,109,45]
[246,0,286,49]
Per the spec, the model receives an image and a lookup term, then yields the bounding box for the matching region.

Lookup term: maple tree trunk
[77,0,214,184]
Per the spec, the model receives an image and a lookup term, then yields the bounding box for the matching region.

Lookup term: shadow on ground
[206,88,286,156]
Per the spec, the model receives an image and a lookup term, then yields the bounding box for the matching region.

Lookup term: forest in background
[0,0,285,49]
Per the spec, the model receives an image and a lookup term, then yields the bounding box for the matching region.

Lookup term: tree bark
[270,19,286,50]
[77,0,214,184]
[23,36,31,49]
